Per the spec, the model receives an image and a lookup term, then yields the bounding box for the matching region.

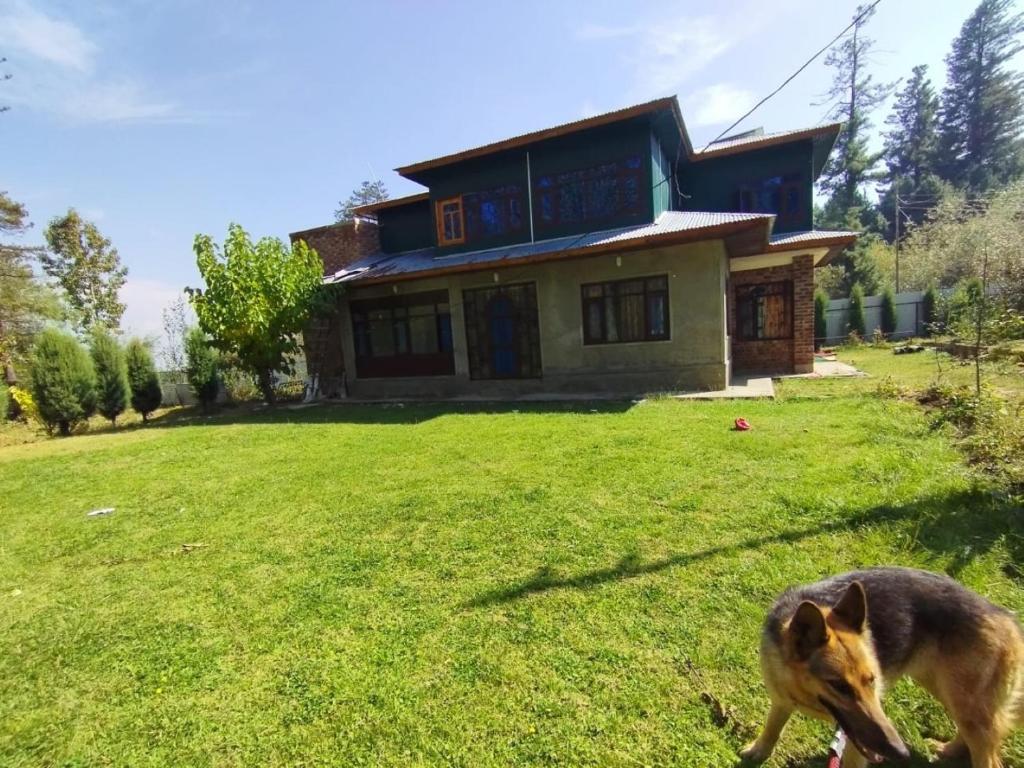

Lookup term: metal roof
[327,211,773,286]
[695,123,843,158]
[768,229,859,247]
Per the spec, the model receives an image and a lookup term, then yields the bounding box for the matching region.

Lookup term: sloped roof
[326,211,773,286]
[352,192,429,215]
[767,228,859,266]
[695,123,843,159]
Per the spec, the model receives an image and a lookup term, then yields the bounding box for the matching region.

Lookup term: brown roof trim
[289,221,354,240]
[350,218,770,287]
[352,192,430,215]
[395,97,683,177]
[765,232,858,267]
[693,123,842,161]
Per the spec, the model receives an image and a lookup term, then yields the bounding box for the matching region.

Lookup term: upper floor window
[735,281,792,341]
[436,196,465,245]
[582,275,669,345]
[535,155,644,229]
[736,174,802,223]
[464,185,524,240]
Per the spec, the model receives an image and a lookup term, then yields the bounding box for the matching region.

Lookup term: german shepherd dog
[741,567,1024,767]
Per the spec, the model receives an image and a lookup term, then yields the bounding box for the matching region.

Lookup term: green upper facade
[358,97,841,256]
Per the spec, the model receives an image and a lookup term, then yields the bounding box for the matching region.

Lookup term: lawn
[2,353,1023,767]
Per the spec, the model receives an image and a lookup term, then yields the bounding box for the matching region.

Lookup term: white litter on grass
[87,507,115,517]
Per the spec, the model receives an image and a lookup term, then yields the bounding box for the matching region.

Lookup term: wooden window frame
[580,274,670,346]
[734,281,794,341]
[735,174,803,225]
[435,196,466,246]
[350,290,455,378]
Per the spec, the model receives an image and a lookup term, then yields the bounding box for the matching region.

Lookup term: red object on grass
[734,418,751,431]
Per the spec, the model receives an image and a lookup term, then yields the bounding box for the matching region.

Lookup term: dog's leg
[930,732,968,761]
[959,725,1005,768]
[740,703,792,762]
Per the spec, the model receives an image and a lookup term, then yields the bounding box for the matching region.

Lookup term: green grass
[2,357,1023,766]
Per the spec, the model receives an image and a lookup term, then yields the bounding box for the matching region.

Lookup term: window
[736,174,802,223]
[735,282,793,341]
[463,283,542,380]
[534,155,644,229]
[436,196,465,245]
[350,290,455,377]
[464,185,525,240]
[581,275,669,345]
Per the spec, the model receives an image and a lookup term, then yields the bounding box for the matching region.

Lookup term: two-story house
[291,96,856,399]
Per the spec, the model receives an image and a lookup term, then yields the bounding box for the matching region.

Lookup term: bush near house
[89,328,130,425]
[29,329,97,436]
[125,339,163,422]
[185,327,220,410]
[848,283,867,337]
[814,290,828,348]
[880,286,897,334]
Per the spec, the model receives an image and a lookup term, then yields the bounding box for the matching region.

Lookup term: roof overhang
[351,192,430,216]
[692,122,842,162]
[346,217,772,287]
[767,231,857,266]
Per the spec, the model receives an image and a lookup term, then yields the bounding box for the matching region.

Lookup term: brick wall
[289,217,380,276]
[728,254,814,374]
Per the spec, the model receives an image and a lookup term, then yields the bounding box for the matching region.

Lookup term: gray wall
[824,290,925,343]
[337,240,731,399]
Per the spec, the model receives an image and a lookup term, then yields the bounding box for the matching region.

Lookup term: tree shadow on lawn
[465,487,1024,609]
[140,398,638,429]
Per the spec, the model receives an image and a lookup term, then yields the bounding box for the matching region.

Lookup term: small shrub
[90,328,130,425]
[30,329,97,436]
[846,330,864,347]
[814,290,828,349]
[874,375,908,399]
[9,386,42,427]
[273,379,305,402]
[921,284,937,336]
[871,328,888,347]
[125,339,163,422]
[185,327,220,411]
[880,286,897,335]
[848,283,866,338]
[0,383,7,422]
[223,367,260,403]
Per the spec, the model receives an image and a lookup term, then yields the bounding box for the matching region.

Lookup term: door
[463,283,542,380]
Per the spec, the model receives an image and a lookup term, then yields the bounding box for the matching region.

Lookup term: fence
[824,290,925,344]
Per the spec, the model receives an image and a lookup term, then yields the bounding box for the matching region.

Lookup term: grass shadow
[466,488,1024,608]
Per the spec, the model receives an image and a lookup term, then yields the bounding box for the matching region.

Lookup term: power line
[699,0,884,153]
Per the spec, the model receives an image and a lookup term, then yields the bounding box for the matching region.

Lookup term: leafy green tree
[1,191,61,385]
[848,283,867,338]
[817,3,893,230]
[42,209,128,332]
[921,284,938,335]
[880,286,898,334]
[30,328,96,436]
[187,224,323,404]
[814,290,829,348]
[89,328,129,425]
[334,180,389,223]
[938,0,1024,192]
[184,327,220,411]
[125,339,163,422]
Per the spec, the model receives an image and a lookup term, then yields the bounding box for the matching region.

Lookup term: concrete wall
[336,240,731,399]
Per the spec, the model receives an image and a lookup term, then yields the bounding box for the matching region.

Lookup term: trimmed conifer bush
[30,329,97,436]
[848,283,867,338]
[185,327,220,410]
[922,284,937,336]
[125,339,163,422]
[90,328,130,425]
[0,383,7,423]
[814,290,828,349]
[880,286,898,335]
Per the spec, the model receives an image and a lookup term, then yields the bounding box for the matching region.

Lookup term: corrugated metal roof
[769,229,859,247]
[696,123,842,157]
[327,211,772,285]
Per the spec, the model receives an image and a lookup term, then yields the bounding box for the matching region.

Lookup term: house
[290,96,856,399]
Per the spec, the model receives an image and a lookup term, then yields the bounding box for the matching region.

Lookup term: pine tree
[884,66,940,187]
[848,284,867,338]
[880,286,898,334]
[89,328,129,425]
[125,339,163,422]
[334,180,389,223]
[185,327,220,411]
[814,290,829,348]
[817,3,894,230]
[921,284,938,336]
[30,328,97,436]
[938,0,1024,192]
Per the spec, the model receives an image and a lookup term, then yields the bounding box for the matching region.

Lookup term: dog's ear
[832,581,867,633]
[789,601,828,659]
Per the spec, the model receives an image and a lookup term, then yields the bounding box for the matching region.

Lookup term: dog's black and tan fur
[742,567,1024,767]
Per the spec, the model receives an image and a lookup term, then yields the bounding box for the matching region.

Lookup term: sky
[0,0,997,345]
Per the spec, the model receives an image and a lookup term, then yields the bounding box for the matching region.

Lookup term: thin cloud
[0,0,97,71]
[689,83,757,127]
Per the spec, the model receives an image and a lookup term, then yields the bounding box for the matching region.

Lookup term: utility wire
[699,0,884,153]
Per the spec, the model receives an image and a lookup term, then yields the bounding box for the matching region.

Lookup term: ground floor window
[463,283,542,380]
[351,290,454,377]
[735,281,792,340]
[581,275,669,345]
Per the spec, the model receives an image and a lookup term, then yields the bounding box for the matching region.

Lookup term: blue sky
[1,0,992,342]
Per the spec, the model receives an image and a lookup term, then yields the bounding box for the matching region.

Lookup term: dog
[740,567,1024,767]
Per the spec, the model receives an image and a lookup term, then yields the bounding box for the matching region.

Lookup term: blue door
[487,295,518,377]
